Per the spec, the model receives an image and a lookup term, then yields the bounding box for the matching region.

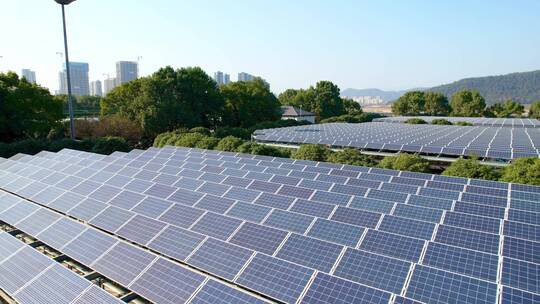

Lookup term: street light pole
[55,0,77,139]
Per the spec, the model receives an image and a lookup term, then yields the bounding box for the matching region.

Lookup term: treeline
[54,94,101,117]
[392,89,539,118]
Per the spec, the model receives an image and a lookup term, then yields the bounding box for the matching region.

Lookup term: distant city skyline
[1,1,539,94]
[21,69,36,84]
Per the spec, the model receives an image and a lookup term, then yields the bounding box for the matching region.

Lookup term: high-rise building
[21,69,36,84]
[103,78,117,95]
[238,72,255,82]
[213,71,230,86]
[90,80,103,97]
[116,61,138,85]
[58,62,90,96]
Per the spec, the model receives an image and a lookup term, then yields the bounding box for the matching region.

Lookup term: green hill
[428,70,540,105]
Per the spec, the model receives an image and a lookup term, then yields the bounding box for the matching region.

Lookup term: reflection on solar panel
[0,145,539,304]
[375,116,540,128]
[253,122,540,160]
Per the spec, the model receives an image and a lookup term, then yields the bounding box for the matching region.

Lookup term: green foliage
[220,78,281,127]
[378,153,431,173]
[428,70,540,105]
[327,149,376,166]
[450,90,486,117]
[501,158,540,185]
[342,98,362,115]
[251,144,292,158]
[529,100,540,119]
[101,66,224,136]
[391,91,425,115]
[236,142,258,154]
[486,99,524,117]
[278,81,346,119]
[55,94,101,117]
[216,136,244,151]
[456,121,474,126]
[91,137,130,155]
[195,137,220,150]
[424,92,450,116]
[0,72,63,142]
[404,118,427,124]
[174,133,205,147]
[72,116,143,145]
[319,113,382,124]
[292,144,331,162]
[443,158,501,180]
[431,118,453,125]
[189,127,211,136]
[213,127,251,140]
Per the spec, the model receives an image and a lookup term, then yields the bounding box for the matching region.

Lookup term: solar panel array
[373,117,540,128]
[253,122,540,160]
[0,146,539,304]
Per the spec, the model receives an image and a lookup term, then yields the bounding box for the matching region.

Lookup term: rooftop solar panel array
[253,122,540,160]
[374,116,540,128]
[0,146,539,303]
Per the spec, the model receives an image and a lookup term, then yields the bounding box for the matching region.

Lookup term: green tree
[292,144,331,161]
[404,118,427,124]
[529,100,540,119]
[174,133,205,147]
[221,78,281,127]
[501,158,540,185]
[327,149,376,166]
[0,72,63,142]
[456,121,473,126]
[487,99,524,117]
[378,153,431,173]
[313,81,346,119]
[216,136,244,151]
[195,137,220,150]
[424,92,450,116]
[450,90,486,117]
[342,98,362,115]
[391,91,425,115]
[101,66,224,136]
[431,118,452,125]
[442,158,501,180]
[91,137,130,155]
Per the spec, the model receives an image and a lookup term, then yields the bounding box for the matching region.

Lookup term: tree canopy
[101,66,224,136]
[220,78,281,127]
[442,158,501,180]
[450,90,486,117]
[486,99,524,117]
[378,153,431,173]
[391,91,449,116]
[529,100,540,119]
[0,72,63,142]
[501,158,540,185]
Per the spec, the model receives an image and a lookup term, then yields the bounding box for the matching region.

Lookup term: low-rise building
[281,106,316,123]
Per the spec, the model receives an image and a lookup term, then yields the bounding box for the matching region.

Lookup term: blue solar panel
[307,218,364,247]
[130,258,205,304]
[254,192,294,209]
[502,258,539,294]
[311,190,351,205]
[230,222,287,255]
[503,236,540,264]
[393,204,443,223]
[405,265,497,304]
[225,187,261,202]
[349,197,395,213]
[379,216,435,240]
[419,187,459,200]
[276,234,342,272]
[504,220,540,242]
[191,280,267,304]
[131,196,173,219]
[454,201,505,219]
[147,225,204,261]
[508,209,540,226]
[408,195,453,210]
[263,209,314,234]
[331,183,368,196]
[367,189,408,203]
[501,286,540,304]
[116,214,167,245]
[236,253,314,304]
[511,190,540,202]
[302,272,391,304]
[443,212,501,234]
[89,206,135,233]
[188,238,253,280]
[435,225,500,254]
[62,228,118,265]
[331,206,381,228]
[359,230,425,262]
[168,188,204,205]
[192,212,243,240]
[226,202,271,223]
[333,248,411,293]
[159,203,204,228]
[194,195,235,214]
[289,199,335,218]
[423,242,499,281]
[461,192,508,208]
[36,218,86,250]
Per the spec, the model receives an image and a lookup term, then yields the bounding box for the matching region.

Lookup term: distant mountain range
[343,70,540,104]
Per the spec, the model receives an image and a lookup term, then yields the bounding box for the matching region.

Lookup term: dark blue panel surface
[276,234,342,272]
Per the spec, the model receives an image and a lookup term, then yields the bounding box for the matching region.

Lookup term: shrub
[251,144,291,157]
[48,138,91,152]
[91,137,130,155]
[442,158,501,180]
[319,113,382,124]
[327,149,376,167]
[236,142,258,154]
[216,136,244,151]
[456,121,473,126]
[213,127,251,140]
[404,118,427,124]
[195,137,220,150]
[189,127,211,136]
[431,119,453,125]
[92,116,143,145]
[47,126,67,140]
[153,132,171,147]
[501,158,540,185]
[292,144,331,162]
[174,133,205,148]
[379,153,431,172]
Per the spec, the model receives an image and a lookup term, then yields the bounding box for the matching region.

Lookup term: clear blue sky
[1,0,539,93]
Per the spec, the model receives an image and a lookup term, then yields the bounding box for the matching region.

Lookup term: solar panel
[435,225,500,254]
[191,212,242,240]
[116,214,167,245]
[226,201,271,223]
[230,222,287,255]
[235,253,314,303]
[263,209,314,234]
[62,228,118,265]
[187,238,253,280]
[359,230,425,262]
[190,280,267,304]
[307,218,364,247]
[276,234,342,272]
[158,203,204,228]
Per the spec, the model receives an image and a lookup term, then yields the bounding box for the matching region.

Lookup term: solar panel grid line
[429,224,440,242]
[374,213,385,230]
[184,236,210,262]
[184,277,211,304]
[417,240,430,264]
[12,262,55,295]
[186,210,209,230]
[88,238,118,268]
[399,263,416,297]
[0,240,25,266]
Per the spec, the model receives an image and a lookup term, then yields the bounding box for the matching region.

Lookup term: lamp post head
[54,0,76,5]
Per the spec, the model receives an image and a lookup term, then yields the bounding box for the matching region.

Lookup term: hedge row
[0,137,131,159]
